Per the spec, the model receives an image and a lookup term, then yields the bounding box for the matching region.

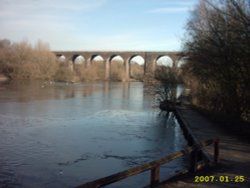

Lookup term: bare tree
[0,39,11,48]
[0,39,59,80]
[183,0,250,121]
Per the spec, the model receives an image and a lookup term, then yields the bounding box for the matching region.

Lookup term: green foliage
[183,0,250,121]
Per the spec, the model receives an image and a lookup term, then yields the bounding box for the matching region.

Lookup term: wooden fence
[75,138,219,188]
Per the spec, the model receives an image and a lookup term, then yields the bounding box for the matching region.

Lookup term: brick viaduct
[53,51,185,81]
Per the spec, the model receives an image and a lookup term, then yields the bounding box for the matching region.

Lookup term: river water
[0,81,187,188]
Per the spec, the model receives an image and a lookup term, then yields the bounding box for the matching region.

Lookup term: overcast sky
[0,0,198,51]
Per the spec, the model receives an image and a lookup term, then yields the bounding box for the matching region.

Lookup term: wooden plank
[175,109,216,164]
[150,165,160,187]
[175,109,201,146]
[214,139,219,163]
[75,139,214,188]
[189,148,198,173]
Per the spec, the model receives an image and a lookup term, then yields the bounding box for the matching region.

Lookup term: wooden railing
[75,139,219,188]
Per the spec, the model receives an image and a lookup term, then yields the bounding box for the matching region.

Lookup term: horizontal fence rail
[75,139,219,188]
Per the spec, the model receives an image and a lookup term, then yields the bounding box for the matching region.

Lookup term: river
[0,81,187,188]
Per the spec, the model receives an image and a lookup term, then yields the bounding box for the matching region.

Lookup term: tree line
[182,0,250,122]
[0,39,115,82]
[0,39,146,82]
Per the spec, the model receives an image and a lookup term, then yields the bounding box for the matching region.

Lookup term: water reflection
[0,81,187,188]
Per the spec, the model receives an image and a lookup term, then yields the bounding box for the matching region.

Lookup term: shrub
[130,63,144,81]
[110,61,125,81]
[54,67,74,82]
[0,39,58,80]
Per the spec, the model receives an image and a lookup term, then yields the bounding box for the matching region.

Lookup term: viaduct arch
[54,51,184,81]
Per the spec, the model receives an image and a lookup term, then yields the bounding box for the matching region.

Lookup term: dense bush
[0,39,58,80]
[54,66,75,82]
[155,66,179,83]
[110,61,125,81]
[183,0,250,121]
[130,63,144,81]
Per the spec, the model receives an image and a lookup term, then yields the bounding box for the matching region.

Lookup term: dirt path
[157,105,250,188]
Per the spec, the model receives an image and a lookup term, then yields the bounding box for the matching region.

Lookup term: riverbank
[156,104,250,188]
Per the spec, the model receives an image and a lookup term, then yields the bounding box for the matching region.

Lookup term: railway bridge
[53,51,186,81]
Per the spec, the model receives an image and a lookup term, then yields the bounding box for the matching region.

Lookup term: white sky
[0,0,198,51]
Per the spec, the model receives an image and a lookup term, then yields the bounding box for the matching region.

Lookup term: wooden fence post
[190,148,198,173]
[214,139,219,164]
[187,134,193,146]
[150,165,160,187]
